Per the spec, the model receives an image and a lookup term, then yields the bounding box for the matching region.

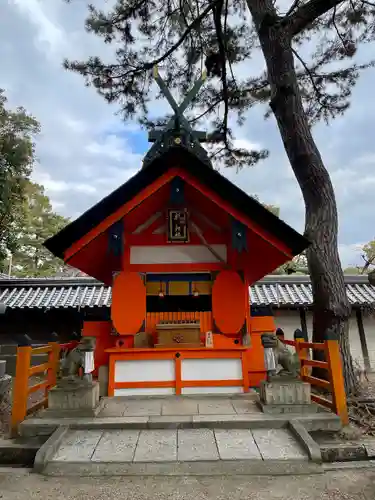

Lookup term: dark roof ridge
[44,149,309,260]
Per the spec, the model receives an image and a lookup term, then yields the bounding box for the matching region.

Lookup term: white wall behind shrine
[274,309,375,370]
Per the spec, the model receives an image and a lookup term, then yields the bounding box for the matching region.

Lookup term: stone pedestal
[0,360,6,378]
[42,380,101,418]
[258,379,317,414]
[0,374,12,434]
[98,365,109,397]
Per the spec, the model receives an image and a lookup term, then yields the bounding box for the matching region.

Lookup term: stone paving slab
[133,429,177,462]
[177,429,219,461]
[198,400,236,415]
[98,402,126,418]
[215,429,262,460]
[52,430,103,462]
[363,441,375,458]
[252,428,308,460]
[232,400,261,414]
[50,427,310,466]
[91,430,140,462]
[162,399,199,416]
[121,400,163,416]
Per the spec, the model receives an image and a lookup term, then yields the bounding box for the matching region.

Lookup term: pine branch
[213,0,230,143]
[284,0,302,17]
[142,0,219,70]
[292,48,324,105]
[284,0,347,37]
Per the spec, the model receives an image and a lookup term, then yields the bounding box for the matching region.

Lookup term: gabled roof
[1,275,374,310]
[44,147,309,260]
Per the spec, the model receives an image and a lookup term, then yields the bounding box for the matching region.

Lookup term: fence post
[11,346,32,437]
[47,342,60,395]
[325,332,349,426]
[294,329,309,378]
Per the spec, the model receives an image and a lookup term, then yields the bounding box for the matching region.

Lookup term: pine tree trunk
[247,0,357,394]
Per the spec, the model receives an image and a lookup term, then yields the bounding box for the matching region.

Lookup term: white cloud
[11,0,66,58]
[1,0,143,218]
[339,243,366,269]
[2,0,375,270]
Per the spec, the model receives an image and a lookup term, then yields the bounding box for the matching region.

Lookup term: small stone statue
[59,337,96,385]
[275,336,300,378]
[261,333,300,380]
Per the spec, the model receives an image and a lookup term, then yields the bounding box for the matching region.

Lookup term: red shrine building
[45,69,309,397]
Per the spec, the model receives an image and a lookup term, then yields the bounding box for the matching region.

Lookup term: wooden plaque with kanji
[167,208,189,243]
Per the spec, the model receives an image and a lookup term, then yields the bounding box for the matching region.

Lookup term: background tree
[0,89,39,272]
[343,266,361,274]
[274,251,309,275]
[343,240,375,274]
[64,0,375,392]
[360,240,375,274]
[252,194,280,217]
[8,181,69,278]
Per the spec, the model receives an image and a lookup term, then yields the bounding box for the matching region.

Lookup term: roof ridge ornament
[142,66,213,169]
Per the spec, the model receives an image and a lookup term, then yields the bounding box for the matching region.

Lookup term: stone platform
[21,394,343,476]
[36,426,323,476]
[20,394,340,438]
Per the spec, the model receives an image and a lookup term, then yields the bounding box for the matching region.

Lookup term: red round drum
[111,271,146,335]
[212,270,247,334]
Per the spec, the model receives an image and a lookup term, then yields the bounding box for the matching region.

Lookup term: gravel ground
[0,375,46,438]
[0,469,374,500]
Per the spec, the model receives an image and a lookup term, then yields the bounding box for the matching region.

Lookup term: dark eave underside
[44,148,310,259]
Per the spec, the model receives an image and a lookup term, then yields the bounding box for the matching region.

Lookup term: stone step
[19,412,342,438]
[0,436,47,466]
[35,427,324,476]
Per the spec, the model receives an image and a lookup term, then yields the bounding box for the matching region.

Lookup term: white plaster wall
[114,359,175,382]
[274,309,375,369]
[361,313,375,368]
[181,358,242,381]
[114,387,175,396]
[181,386,243,394]
[130,245,227,264]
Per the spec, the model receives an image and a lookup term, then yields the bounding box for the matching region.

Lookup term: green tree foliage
[361,240,375,273]
[274,251,309,275]
[343,266,360,274]
[265,205,280,217]
[9,181,70,278]
[344,240,375,274]
[251,193,279,217]
[0,90,40,271]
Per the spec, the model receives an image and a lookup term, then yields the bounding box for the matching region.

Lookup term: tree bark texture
[246,0,357,393]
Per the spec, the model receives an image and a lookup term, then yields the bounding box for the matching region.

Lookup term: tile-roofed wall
[0,275,374,310]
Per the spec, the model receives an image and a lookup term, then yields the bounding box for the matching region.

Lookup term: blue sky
[1,0,375,269]
[124,131,150,156]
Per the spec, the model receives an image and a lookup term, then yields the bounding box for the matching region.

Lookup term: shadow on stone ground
[0,469,375,500]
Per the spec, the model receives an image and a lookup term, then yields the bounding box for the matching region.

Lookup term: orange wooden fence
[11,342,61,436]
[283,337,348,425]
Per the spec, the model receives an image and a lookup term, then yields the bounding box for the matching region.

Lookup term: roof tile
[0,275,374,309]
